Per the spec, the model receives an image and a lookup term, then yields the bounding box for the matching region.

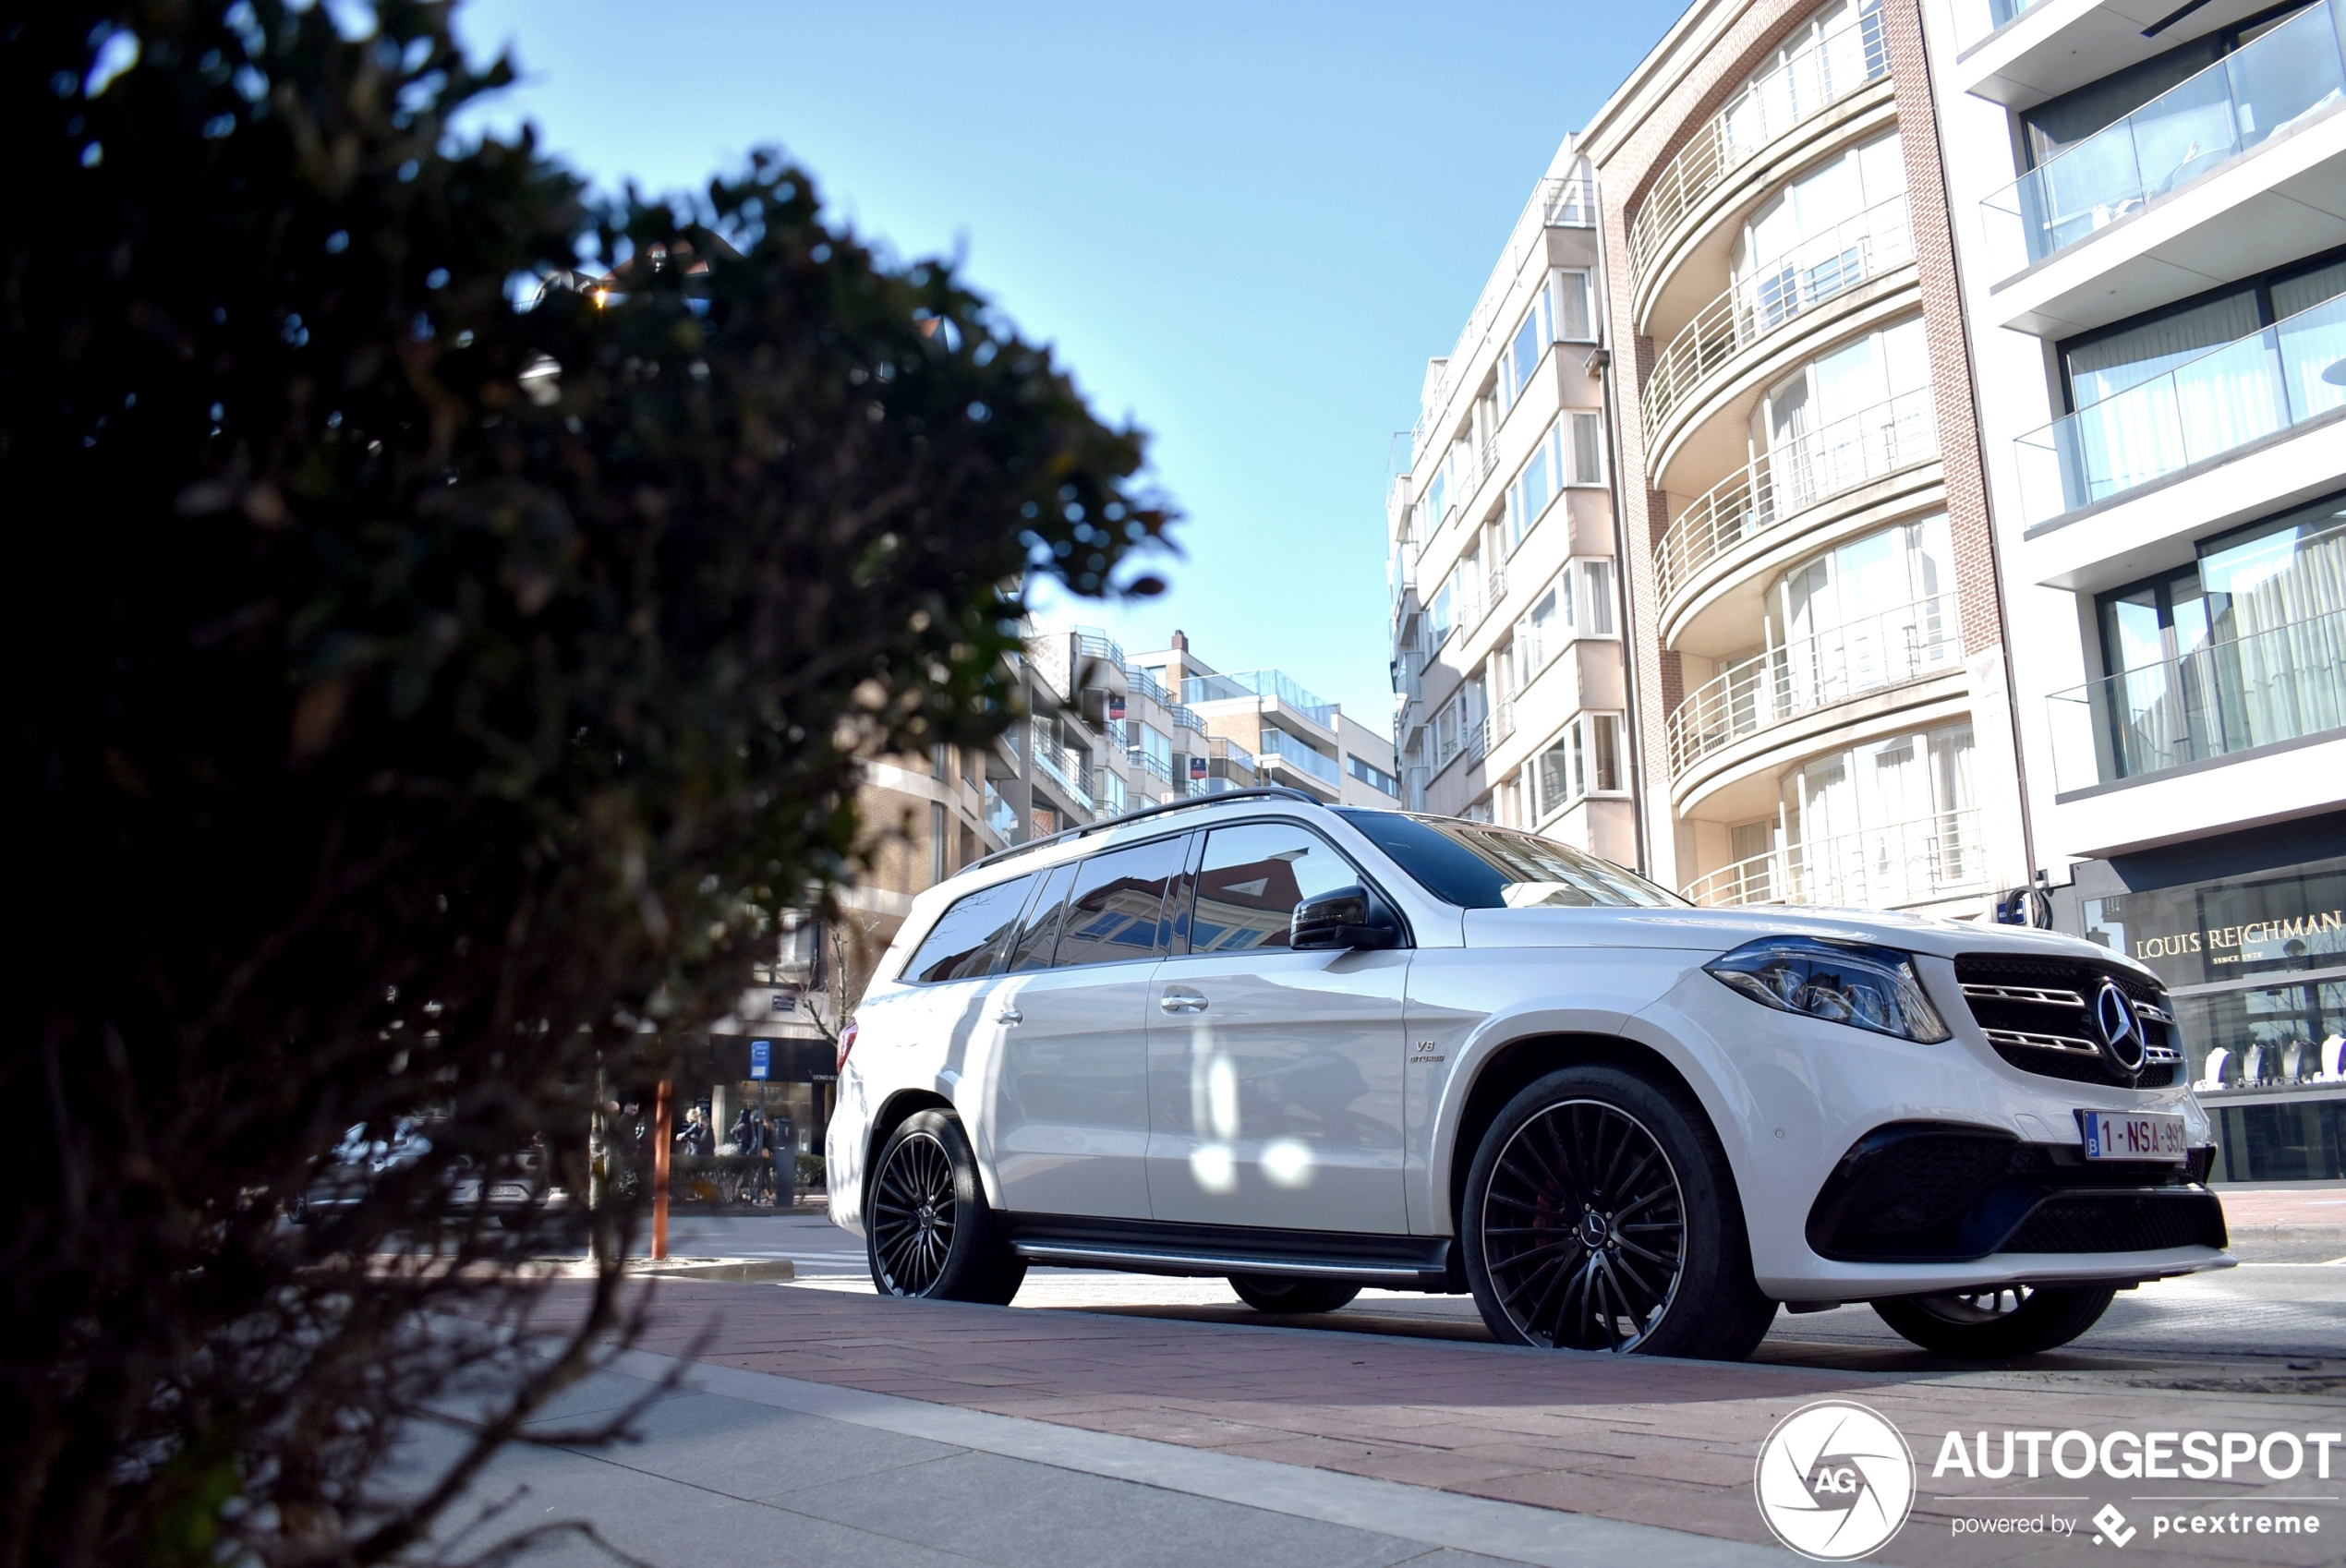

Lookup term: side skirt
[1001,1213,1452,1291]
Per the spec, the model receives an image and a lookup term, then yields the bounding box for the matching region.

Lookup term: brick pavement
[532,1278,2346,1568]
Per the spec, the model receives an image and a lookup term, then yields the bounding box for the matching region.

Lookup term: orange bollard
[651,1078,671,1260]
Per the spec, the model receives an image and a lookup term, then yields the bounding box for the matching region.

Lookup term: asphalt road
[646,1206,2346,1376]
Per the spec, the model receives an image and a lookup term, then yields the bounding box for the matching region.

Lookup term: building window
[1554,270,1595,342]
[1568,412,1603,485]
[931,743,950,780]
[1578,560,1618,637]
[2019,6,2320,168]
[1526,713,1626,822]
[1501,271,1602,409]
[2058,249,2346,419]
[1347,754,1400,795]
[1733,130,1906,325]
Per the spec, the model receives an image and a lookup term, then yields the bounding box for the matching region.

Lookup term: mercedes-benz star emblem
[2093,979,2146,1074]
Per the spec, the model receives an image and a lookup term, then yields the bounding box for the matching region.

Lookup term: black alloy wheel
[1462,1066,1777,1360]
[1227,1275,1362,1315]
[1871,1284,2115,1357]
[865,1110,1025,1304]
[1480,1098,1686,1350]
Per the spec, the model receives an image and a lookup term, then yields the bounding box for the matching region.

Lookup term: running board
[1002,1215,1453,1290]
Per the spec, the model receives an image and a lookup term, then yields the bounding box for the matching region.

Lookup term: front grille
[1953,954,2183,1088]
[2002,1190,2228,1253]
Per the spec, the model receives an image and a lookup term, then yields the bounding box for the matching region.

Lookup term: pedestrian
[674,1104,710,1159]
[732,1105,774,1204]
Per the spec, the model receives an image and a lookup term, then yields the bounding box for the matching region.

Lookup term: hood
[1460,901,2154,974]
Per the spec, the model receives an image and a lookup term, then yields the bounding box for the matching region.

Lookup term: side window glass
[1004,862,1079,973]
[906,874,1035,983]
[1189,823,1360,954]
[1052,838,1185,969]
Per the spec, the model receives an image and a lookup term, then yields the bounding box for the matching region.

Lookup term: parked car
[291,1118,565,1227]
[828,787,2225,1359]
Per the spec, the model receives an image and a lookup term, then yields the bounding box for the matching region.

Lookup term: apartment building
[1389,150,1639,865]
[1129,631,1401,808]
[1921,0,2346,1177]
[1560,0,2032,920]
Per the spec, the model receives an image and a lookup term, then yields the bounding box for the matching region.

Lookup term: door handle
[996,1007,1023,1026]
[1158,993,1208,1015]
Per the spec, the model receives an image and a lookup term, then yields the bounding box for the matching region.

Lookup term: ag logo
[1754,1400,1916,1561]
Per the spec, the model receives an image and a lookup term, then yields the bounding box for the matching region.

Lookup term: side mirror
[1290,885,1404,951]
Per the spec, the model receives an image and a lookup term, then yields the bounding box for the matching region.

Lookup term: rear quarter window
[903,874,1037,983]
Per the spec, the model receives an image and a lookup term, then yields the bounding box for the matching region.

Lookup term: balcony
[1257,727,1343,789]
[1946,0,2047,54]
[1032,733,1095,814]
[2013,287,2346,525]
[1644,192,1914,438]
[1980,4,2346,282]
[983,780,1016,843]
[1680,807,1987,909]
[1183,669,1339,730]
[1626,6,1891,295]
[1665,594,1963,777]
[1655,389,1938,611]
[2046,607,2346,790]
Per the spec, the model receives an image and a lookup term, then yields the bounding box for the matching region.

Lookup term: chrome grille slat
[1961,983,2086,1007]
[1984,1027,2102,1057]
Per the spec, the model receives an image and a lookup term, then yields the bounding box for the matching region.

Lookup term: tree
[0,3,1169,1562]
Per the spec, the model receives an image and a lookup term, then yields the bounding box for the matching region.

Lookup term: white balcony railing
[1680,807,1987,910]
[1645,192,1913,435]
[1259,728,1343,788]
[1656,389,1939,608]
[1665,593,1963,777]
[1031,733,1095,814]
[1626,4,1892,292]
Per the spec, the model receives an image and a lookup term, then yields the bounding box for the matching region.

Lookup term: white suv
[827,788,2226,1359]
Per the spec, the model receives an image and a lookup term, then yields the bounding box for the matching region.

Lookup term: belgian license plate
[2078,1109,2187,1163]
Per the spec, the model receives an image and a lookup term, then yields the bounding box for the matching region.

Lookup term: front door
[1144,820,1409,1234]
[978,837,1185,1220]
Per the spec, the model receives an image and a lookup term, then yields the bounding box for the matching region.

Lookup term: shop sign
[749,1039,770,1080]
[2130,909,2344,967]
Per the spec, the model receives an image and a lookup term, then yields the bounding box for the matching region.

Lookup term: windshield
[1333,809,1684,910]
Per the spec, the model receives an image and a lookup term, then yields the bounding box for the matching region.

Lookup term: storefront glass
[2080,851,2346,1178]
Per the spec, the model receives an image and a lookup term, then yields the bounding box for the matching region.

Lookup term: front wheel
[1228,1276,1361,1314]
[865,1111,1025,1305]
[1461,1066,1776,1359]
[1871,1285,2114,1357]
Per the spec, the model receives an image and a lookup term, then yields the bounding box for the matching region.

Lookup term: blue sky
[453,1,1679,730]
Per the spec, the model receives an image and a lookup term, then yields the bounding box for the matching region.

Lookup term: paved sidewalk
[501,1279,2345,1568]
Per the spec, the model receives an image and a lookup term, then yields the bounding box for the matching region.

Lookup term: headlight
[1704,936,1950,1043]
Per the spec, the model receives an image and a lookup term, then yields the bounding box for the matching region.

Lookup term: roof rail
[964,786,1323,874]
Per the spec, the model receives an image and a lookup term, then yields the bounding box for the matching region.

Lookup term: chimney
[1170,629,1189,651]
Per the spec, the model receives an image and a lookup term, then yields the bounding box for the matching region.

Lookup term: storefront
[685,1031,837,1191]
[2057,812,2346,1181]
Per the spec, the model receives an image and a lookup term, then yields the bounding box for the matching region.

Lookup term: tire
[865,1111,1026,1305]
[1870,1285,2114,1357]
[1228,1275,1362,1314]
[1461,1065,1776,1359]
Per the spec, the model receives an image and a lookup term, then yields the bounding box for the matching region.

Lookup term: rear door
[978,838,1185,1219]
[1143,820,1409,1234]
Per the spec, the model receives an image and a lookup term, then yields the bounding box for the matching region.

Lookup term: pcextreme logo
[1755,1400,1917,1561]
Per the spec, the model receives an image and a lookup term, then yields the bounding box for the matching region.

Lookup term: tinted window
[1053,838,1185,968]
[1190,823,1361,954]
[1334,809,1681,910]
[905,874,1037,983]
[1005,862,1079,973]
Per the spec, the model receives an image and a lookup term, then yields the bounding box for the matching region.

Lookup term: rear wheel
[866,1111,1025,1305]
[1227,1276,1361,1314]
[1462,1066,1775,1359]
[1871,1285,2114,1357]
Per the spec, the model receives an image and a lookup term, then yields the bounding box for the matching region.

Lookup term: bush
[1,3,1167,1562]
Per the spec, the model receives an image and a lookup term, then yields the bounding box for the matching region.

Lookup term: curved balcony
[1642,192,1913,442]
[1654,389,1937,615]
[1664,592,1961,778]
[1626,6,1892,299]
[1680,807,1985,910]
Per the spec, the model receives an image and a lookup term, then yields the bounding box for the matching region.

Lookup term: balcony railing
[2046,607,2346,790]
[1665,593,1963,777]
[1680,807,1987,909]
[1130,747,1172,783]
[1184,669,1339,729]
[2013,287,2346,525]
[1627,5,1891,293]
[1979,2,2346,279]
[1032,733,1095,814]
[1644,192,1913,433]
[1656,389,1938,608]
[983,780,1016,843]
[1125,663,1176,711]
[1258,727,1343,787]
[1946,0,2050,52]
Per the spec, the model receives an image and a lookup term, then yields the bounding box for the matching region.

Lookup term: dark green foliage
[1,3,1168,1562]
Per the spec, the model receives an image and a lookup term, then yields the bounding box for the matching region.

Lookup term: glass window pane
[1189,823,1357,953]
[1053,838,1186,968]
[1005,862,1080,972]
[1569,412,1602,483]
[2272,259,2346,320]
[2066,291,2261,406]
[906,874,1037,983]
[1554,270,1593,340]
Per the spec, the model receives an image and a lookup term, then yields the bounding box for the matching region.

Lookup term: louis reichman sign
[2131,908,2345,966]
